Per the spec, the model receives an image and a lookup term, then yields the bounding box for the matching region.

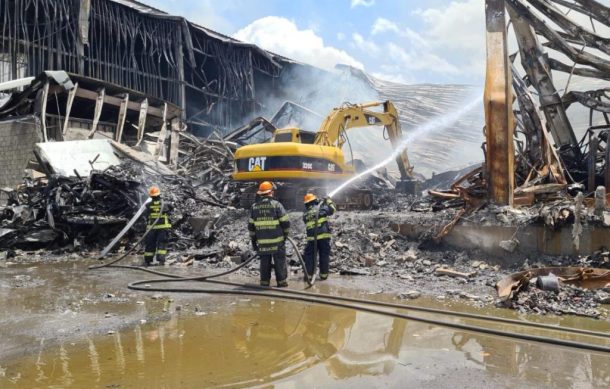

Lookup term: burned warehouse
[0,0,610,387]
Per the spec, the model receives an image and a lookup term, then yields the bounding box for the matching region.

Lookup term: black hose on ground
[91,259,610,352]
[88,200,610,353]
[125,277,610,354]
[91,234,610,345]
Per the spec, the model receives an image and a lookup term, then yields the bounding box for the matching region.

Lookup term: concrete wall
[0,116,41,187]
[390,217,610,262]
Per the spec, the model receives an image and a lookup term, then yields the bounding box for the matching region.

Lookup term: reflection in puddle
[1,298,609,388]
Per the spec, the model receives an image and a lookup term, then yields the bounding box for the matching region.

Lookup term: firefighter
[143,186,172,266]
[303,193,336,280]
[248,181,290,287]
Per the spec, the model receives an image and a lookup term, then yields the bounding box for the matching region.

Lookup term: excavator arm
[314,100,415,180]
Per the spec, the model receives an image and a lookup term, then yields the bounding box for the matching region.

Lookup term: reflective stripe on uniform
[306,217,327,229]
[253,220,280,227]
[148,215,171,229]
[279,214,289,222]
[257,236,285,245]
[156,249,167,255]
[144,252,155,256]
[307,233,332,241]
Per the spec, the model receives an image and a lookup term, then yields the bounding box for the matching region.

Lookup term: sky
[139,0,487,85]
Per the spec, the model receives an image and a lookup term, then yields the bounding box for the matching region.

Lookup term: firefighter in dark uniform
[248,181,290,287]
[143,186,172,266]
[303,193,336,280]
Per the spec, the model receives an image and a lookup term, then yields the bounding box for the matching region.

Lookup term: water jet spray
[328,95,483,198]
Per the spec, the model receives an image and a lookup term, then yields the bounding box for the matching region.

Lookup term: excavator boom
[232,100,418,209]
[314,101,414,181]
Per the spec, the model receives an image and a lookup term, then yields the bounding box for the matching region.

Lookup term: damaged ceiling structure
[0,0,300,134]
[423,0,610,244]
[484,0,610,204]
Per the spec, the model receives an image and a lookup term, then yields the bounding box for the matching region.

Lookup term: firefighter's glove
[251,239,258,251]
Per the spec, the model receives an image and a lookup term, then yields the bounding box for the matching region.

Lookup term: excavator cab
[272,127,316,144]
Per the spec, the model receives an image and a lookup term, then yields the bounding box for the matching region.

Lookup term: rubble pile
[505,285,609,319]
[175,132,243,206]
[0,170,144,249]
[0,156,239,251]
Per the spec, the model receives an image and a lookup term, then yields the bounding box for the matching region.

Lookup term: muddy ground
[2,208,609,363]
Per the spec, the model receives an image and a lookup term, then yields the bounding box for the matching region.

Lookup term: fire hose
[90,199,610,354]
[91,246,610,354]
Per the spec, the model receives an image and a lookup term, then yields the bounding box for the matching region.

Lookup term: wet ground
[1,257,609,388]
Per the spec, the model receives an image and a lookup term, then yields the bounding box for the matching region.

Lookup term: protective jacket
[303,198,336,241]
[146,197,172,230]
[248,197,290,254]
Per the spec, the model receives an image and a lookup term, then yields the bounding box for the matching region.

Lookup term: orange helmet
[148,186,161,197]
[257,181,274,195]
[304,193,317,204]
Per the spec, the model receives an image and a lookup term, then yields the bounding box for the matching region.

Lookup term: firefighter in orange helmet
[247,181,290,287]
[303,193,336,280]
[143,186,172,266]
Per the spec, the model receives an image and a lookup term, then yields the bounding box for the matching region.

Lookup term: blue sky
[141,0,486,85]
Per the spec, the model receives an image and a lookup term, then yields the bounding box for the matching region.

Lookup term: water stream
[329,94,483,198]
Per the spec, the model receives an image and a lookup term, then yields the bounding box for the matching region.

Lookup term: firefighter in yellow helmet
[303,193,336,280]
[143,186,173,266]
[248,181,290,287]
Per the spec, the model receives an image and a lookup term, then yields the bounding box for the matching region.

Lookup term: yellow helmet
[304,193,317,204]
[148,186,161,197]
[257,181,274,195]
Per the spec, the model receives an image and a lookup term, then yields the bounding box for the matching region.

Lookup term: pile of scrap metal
[175,131,243,206]
[507,0,610,201]
[0,166,145,250]
[426,0,610,240]
[0,157,240,251]
[496,266,610,298]
[496,266,610,317]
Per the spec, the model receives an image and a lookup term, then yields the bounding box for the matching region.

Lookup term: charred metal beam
[507,0,610,74]
[606,136,610,192]
[548,58,610,81]
[507,3,582,163]
[566,0,610,26]
[562,89,610,112]
[485,0,514,205]
[588,136,599,191]
[527,0,610,56]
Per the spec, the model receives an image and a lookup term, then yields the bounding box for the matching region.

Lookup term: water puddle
[1,293,609,388]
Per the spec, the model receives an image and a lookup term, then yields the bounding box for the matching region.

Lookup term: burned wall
[0,116,40,187]
[0,0,288,135]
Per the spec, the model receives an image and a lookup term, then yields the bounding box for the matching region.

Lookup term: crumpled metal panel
[496,266,610,299]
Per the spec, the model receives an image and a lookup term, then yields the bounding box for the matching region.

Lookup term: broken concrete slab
[34,139,121,177]
[110,141,174,176]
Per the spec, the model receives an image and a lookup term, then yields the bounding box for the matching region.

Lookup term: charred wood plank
[62,82,78,137]
[87,88,105,139]
[115,93,129,142]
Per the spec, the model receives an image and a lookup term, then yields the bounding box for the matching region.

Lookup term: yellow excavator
[232,101,418,209]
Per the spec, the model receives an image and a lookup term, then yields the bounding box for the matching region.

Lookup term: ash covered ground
[4,200,609,322]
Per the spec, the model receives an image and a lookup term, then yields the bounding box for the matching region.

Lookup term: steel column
[484,0,514,205]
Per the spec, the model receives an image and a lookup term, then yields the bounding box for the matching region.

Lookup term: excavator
[232,101,419,209]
